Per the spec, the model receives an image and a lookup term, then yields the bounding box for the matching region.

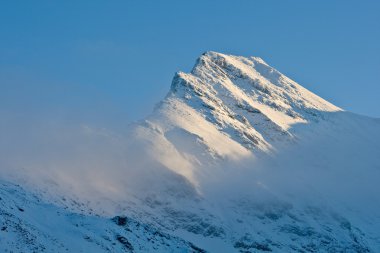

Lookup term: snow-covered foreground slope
[0,180,209,252]
[1,52,380,252]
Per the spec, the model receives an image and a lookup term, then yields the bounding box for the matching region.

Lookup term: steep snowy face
[132,52,342,183]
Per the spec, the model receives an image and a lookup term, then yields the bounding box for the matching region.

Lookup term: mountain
[1,52,380,252]
[132,51,341,179]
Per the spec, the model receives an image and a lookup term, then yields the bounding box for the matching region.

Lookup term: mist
[1,106,379,224]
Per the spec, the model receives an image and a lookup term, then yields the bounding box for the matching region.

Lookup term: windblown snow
[1,52,379,252]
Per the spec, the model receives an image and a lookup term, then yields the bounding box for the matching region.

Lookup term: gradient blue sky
[1,1,379,125]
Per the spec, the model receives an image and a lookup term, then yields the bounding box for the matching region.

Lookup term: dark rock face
[116,235,134,251]
[113,216,128,226]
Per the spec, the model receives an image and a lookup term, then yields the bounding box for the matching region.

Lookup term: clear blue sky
[1,1,379,125]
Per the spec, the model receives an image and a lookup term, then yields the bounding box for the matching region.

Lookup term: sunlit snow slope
[132,51,342,183]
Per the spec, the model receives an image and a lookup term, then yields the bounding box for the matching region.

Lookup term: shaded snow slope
[0,180,209,253]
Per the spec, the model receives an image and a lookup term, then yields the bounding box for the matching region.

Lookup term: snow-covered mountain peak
[161,52,342,155]
[191,51,340,114]
[126,54,380,252]
[128,52,348,185]
[174,52,340,122]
